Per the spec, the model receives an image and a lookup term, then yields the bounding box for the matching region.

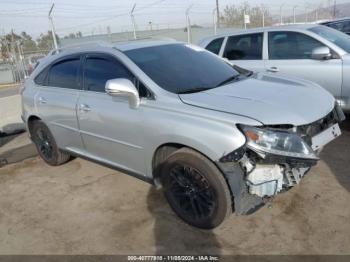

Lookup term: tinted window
[84,57,133,93]
[125,44,240,94]
[309,25,350,53]
[205,37,224,55]
[223,33,263,60]
[48,58,80,89]
[269,31,324,59]
[34,68,48,85]
[325,20,350,34]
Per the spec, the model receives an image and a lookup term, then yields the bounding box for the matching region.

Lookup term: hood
[179,73,335,126]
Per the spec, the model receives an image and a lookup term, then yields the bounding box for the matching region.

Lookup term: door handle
[267,67,280,73]
[38,97,47,104]
[79,104,91,112]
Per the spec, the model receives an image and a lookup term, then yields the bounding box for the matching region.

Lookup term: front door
[265,31,342,97]
[77,53,146,175]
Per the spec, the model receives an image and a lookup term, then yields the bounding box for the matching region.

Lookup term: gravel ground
[0,120,349,255]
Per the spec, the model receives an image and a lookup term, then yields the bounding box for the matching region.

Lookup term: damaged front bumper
[217,105,345,215]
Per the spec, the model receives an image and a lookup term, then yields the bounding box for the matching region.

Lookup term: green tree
[221,2,273,28]
[20,31,37,52]
[37,31,60,51]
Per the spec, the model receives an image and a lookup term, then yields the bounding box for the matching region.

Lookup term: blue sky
[0,0,349,37]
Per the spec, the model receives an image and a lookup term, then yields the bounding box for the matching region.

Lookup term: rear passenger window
[223,33,263,60]
[84,57,133,93]
[205,37,224,55]
[48,58,80,89]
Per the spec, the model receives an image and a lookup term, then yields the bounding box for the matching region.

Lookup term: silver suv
[21,40,344,229]
[199,24,350,112]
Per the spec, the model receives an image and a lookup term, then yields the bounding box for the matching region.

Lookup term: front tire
[30,120,70,166]
[160,148,232,229]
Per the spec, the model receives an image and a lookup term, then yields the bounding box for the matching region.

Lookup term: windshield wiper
[215,75,241,87]
[177,87,213,94]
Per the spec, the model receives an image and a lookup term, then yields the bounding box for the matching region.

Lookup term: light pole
[293,5,298,24]
[215,0,220,28]
[280,3,285,25]
[305,7,309,22]
[212,8,217,35]
[186,5,193,43]
[48,3,58,50]
[130,3,137,39]
[262,7,265,27]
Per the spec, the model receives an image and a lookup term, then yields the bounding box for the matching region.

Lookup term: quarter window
[34,68,48,85]
[223,33,263,60]
[205,37,224,55]
[48,58,80,89]
[268,31,325,60]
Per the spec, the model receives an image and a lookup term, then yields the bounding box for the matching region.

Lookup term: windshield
[125,44,240,94]
[309,25,350,53]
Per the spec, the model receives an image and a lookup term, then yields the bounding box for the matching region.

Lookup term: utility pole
[280,3,285,25]
[305,7,309,22]
[262,7,265,27]
[186,5,193,43]
[16,41,26,78]
[212,8,217,35]
[333,0,337,19]
[48,3,58,50]
[293,5,298,24]
[130,3,137,39]
[215,0,220,28]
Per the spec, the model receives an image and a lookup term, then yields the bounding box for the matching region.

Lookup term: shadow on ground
[0,130,24,147]
[321,116,350,193]
[147,187,222,255]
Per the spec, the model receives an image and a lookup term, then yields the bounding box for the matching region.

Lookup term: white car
[199,24,350,112]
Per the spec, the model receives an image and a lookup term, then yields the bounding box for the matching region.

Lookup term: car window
[125,44,240,94]
[269,31,324,60]
[223,33,263,60]
[48,58,80,89]
[326,21,350,34]
[34,67,48,85]
[309,25,350,53]
[84,56,134,93]
[205,37,224,55]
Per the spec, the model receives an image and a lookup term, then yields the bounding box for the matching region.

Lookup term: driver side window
[83,55,151,97]
[268,31,325,60]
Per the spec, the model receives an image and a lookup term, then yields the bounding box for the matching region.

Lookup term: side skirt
[63,148,155,185]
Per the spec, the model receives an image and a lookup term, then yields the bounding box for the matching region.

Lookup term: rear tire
[30,120,70,166]
[160,148,232,229]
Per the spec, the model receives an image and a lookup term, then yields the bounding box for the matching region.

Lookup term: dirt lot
[0,120,349,255]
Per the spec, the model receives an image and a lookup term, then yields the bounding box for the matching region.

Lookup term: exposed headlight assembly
[240,125,318,160]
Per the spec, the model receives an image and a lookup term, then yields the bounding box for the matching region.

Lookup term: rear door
[34,55,83,150]
[265,31,342,97]
[222,33,265,72]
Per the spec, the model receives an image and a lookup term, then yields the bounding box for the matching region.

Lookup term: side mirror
[311,46,332,60]
[105,78,140,109]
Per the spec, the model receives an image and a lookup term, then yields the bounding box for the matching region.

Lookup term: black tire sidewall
[161,149,232,229]
[31,121,60,166]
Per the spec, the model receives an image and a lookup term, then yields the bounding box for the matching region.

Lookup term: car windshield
[309,25,350,53]
[124,44,240,94]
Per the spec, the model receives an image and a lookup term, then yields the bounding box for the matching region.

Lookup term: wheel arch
[26,115,41,136]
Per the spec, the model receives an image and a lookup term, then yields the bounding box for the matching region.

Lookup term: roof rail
[48,41,113,55]
[47,36,177,56]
